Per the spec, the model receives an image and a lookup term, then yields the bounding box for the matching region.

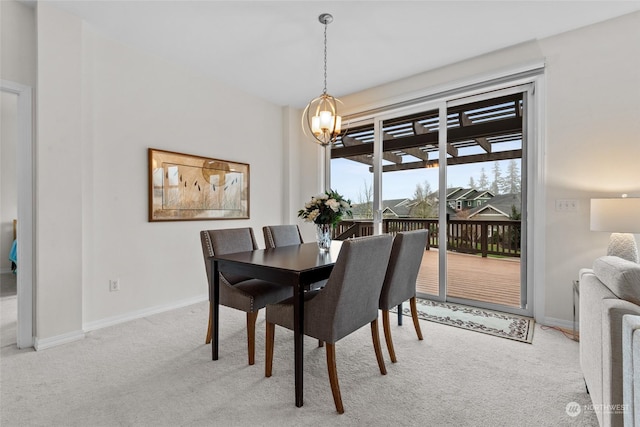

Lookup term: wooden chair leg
[409,297,424,341]
[265,321,275,377]
[381,310,397,363]
[326,343,344,414]
[247,311,259,365]
[371,319,387,375]
[205,301,213,344]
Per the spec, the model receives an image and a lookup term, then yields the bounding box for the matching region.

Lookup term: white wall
[35,3,286,341]
[320,11,640,326]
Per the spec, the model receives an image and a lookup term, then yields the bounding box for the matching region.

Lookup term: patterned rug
[392,298,535,344]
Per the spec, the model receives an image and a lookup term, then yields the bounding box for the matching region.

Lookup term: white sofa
[580,256,640,426]
[623,314,640,426]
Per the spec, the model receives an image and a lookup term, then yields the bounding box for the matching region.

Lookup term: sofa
[580,255,640,426]
[623,314,640,426]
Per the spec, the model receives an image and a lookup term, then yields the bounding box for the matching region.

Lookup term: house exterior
[444,187,494,211]
[468,193,522,220]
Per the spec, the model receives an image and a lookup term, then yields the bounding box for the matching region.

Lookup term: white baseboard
[34,330,85,351]
[83,294,208,333]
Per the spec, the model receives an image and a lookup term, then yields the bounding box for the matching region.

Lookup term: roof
[468,193,521,219]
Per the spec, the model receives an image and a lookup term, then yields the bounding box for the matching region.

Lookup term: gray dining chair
[200,227,293,365]
[262,224,304,249]
[379,229,429,363]
[264,234,393,414]
[263,224,327,294]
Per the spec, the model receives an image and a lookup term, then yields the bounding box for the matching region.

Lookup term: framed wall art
[148,148,250,221]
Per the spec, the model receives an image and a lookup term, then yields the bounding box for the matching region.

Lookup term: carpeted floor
[0,300,597,426]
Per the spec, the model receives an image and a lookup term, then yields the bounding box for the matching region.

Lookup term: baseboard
[34,330,85,351]
[83,294,208,333]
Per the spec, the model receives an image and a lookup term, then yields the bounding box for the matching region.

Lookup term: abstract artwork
[148,148,249,221]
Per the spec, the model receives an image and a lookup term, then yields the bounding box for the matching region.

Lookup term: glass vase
[315,223,332,252]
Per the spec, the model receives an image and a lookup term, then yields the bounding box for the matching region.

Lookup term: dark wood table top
[212,241,343,286]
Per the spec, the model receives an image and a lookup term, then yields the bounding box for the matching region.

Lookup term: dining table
[209,240,343,407]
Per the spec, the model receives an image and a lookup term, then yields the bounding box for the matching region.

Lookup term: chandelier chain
[323,20,328,95]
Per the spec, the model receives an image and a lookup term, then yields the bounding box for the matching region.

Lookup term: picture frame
[148,148,250,222]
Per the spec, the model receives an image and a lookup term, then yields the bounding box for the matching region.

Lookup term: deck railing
[334,218,521,258]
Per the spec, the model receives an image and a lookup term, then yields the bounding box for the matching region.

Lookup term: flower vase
[315,223,332,252]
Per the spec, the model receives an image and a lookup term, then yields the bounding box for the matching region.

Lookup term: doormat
[392,298,535,344]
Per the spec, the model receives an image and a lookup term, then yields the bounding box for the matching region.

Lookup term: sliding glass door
[330,84,534,316]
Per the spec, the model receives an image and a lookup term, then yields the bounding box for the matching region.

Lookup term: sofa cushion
[594,256,640,305]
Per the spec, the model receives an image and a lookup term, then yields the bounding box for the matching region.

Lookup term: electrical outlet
[555,199,578,212]
[109,279,120,292]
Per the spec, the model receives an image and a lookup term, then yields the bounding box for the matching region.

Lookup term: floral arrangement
[298,189,352,227]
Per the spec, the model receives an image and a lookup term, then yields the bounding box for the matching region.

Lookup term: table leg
[294,282,304,407]
[211,259,220,360]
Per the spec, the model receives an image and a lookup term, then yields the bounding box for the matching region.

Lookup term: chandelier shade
[303,13,343,146]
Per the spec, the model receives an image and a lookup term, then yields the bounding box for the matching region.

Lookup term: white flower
[327,199,340,212]
[316,193,329,200]
[340,200,351,209]
[307,209,319,222]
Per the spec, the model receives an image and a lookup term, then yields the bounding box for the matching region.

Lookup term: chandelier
[302,13,343,146]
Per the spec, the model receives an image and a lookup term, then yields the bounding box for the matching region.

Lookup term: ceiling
[35,0,640,107]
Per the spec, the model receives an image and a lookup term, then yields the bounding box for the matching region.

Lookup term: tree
[412,181,437,218]
[356,179,373,219]
[477,167,489,191]
[467,176,477,190]
[504,159,521,194]
[490,161,503,195]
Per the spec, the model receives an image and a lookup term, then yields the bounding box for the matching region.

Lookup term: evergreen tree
[468,176,477,190]
[490,161,503,195]
[477,167,489,191]
[504,159,521,194]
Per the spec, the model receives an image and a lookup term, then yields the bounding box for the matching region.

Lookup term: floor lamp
[590,197,640,263]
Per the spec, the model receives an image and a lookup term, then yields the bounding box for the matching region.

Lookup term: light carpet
[394,298,535,344]
[0,300,596,426]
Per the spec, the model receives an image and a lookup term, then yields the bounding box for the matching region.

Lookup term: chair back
[306,234,393,343]
[379,229,429,310]
[263,225,303,249]
[200,228,258,287]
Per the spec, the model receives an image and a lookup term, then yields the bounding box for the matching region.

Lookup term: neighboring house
[444,187,494,211]
[467,193,521,220]
[350,198,414,219]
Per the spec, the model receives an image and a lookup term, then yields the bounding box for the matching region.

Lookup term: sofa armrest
[602,300,640,426]
[623,314,640,426]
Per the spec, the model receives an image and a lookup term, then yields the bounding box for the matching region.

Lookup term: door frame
[1,79,35,349]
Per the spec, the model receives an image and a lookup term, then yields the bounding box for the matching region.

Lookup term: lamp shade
[590,198,640,233]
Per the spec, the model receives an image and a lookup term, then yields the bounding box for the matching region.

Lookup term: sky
[331,158,517,203]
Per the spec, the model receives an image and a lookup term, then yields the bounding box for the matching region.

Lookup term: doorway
[1,80,34,349]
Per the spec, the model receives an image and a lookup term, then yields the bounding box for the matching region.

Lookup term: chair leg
[409,297,424,341]
[326,343,344,414]
[265,321,275,377]
[371,319,387,375]
[381,310,397,363]
[247,311,259,365]
[318,339,324,347]
[205,301,213,344]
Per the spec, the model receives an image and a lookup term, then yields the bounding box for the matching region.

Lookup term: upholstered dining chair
[263,225,327,294]
[200,227,293,365]
[265,234,393,414]
[379,229,429,363]
[262,224,304,249]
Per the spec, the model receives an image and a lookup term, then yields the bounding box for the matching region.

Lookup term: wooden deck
[416,249,522,308]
